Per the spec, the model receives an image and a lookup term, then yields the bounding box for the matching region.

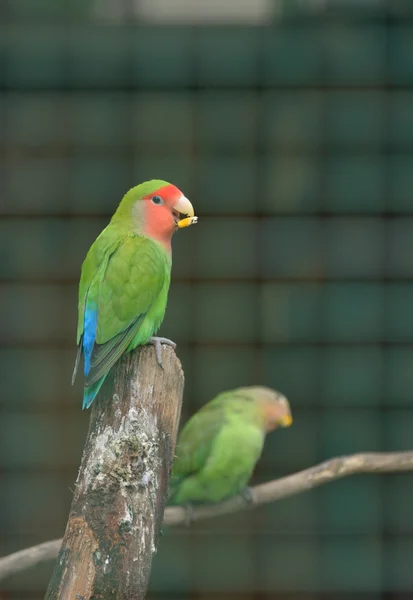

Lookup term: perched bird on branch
[169,386,292,508]
[72,179,197,409]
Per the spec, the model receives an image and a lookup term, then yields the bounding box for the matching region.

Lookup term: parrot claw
[239,487,255,505]
[147,337,177,368]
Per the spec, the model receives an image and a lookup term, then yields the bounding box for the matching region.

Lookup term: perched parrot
[169,386,292,507]
[72,179,197,409]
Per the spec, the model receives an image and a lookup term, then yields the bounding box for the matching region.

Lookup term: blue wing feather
[83,302,98,377]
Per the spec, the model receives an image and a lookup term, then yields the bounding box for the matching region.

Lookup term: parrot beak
[280,413,293,428]
[173,196,198,229]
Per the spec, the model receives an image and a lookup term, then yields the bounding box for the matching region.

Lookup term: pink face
[141,184,195,251]
[260,398,293,432]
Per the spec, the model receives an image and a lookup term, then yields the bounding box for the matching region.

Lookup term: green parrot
[72,179,197,409]
[169,386,292,506]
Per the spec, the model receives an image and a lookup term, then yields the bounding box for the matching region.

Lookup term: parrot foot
[147,337,177,368]
[185,503,195,527]
[239,487,255,505]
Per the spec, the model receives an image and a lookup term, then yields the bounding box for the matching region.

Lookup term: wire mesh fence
[1,1,413,598]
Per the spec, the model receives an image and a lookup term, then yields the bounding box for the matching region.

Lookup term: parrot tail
[82,375,107,410]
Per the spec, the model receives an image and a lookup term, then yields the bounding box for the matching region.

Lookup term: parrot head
[242,386,293,432]
[113,179,196,250]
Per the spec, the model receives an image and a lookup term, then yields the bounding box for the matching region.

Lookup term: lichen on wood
[45,345,184,600]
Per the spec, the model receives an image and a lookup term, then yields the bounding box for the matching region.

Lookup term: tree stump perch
[45,345,184,600]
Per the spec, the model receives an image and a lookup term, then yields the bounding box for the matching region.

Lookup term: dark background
[1,0,413,598]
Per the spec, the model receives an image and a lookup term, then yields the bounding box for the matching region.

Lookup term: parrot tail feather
[82,375,107,410]
[71,344,82,385]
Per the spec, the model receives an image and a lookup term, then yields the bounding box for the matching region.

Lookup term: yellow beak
[280,413,293,428]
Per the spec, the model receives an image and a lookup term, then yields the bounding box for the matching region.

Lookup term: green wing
[77,230,169,387]
[76,226,120,345]
[172,404,228,482]
[72,227,122,384]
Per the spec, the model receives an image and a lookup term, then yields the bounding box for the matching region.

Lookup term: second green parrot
[169,386,293,506]
[72,179,197,409]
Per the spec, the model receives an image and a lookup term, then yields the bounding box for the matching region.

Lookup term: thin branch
[1,450,412,581]
[165,450,413,524]
[0,539,63,581]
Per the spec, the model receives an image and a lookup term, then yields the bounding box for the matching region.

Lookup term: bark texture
[44,345,184,600]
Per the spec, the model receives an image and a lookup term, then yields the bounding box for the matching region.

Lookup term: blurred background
[1,0,413,598]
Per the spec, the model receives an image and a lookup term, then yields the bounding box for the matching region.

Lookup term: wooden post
[45,345,184,600]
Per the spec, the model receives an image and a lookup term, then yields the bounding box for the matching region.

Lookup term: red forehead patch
[143,184,183,203]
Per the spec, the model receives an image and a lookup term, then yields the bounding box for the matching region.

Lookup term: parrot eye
[151,196,163,205]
